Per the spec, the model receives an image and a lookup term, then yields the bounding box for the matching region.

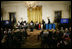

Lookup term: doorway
[9,12,16,26]
[54,11,62,23]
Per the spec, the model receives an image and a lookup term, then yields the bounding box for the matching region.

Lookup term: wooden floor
[21,29,42,48]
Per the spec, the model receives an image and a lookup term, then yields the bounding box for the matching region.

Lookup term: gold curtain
[27,6,42,23]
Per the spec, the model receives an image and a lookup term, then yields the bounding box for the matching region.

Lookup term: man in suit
[30,21,34,32]
[42,19,45,29]
[47,17,50,24]
[35,21,39,30]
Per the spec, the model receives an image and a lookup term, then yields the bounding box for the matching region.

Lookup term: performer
[41,23,43,29]
[35,21,39,29]
[39,22,41,30]
[17,21,20,26]
[47,17,50,24]
[23,21,28,30]
[23,21,26,26]
[42,19,45,29]
[17,21,21,29]
[30,21,34,32]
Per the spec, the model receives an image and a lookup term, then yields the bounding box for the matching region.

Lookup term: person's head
[4,31,7,34]
[65,28,68,32]
[47,17,49,19]
[23,28,25,31]
[12,29,14,31]
[1,28,3,30]
[56,29,60,33]
[24,21,26,23]
[4,28,7,31]
[9,28,11,31]
[61,27,63,30]
[42,19,44,21]
[18,21,20,23]
[69,27,71,31]
[31,21,32,22]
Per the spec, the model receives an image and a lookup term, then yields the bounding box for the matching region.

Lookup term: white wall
[41,1,71,23]
[1,1,71,23]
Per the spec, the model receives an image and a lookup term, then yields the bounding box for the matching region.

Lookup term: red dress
[39,24,41,29]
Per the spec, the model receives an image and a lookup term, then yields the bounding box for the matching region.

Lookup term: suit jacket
[48,19,50,24]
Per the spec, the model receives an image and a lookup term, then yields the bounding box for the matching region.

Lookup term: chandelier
[24,1,38,8]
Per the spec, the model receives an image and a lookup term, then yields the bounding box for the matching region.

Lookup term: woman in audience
[3,28,8,36]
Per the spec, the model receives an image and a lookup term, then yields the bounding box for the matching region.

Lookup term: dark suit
[48,19,50,24]
[42,20,45,29]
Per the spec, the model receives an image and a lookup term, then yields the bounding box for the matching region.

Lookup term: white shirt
[41,24,43,28]
[18,22,20,26]
[30,23,33,25]
[24,23,26,26]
